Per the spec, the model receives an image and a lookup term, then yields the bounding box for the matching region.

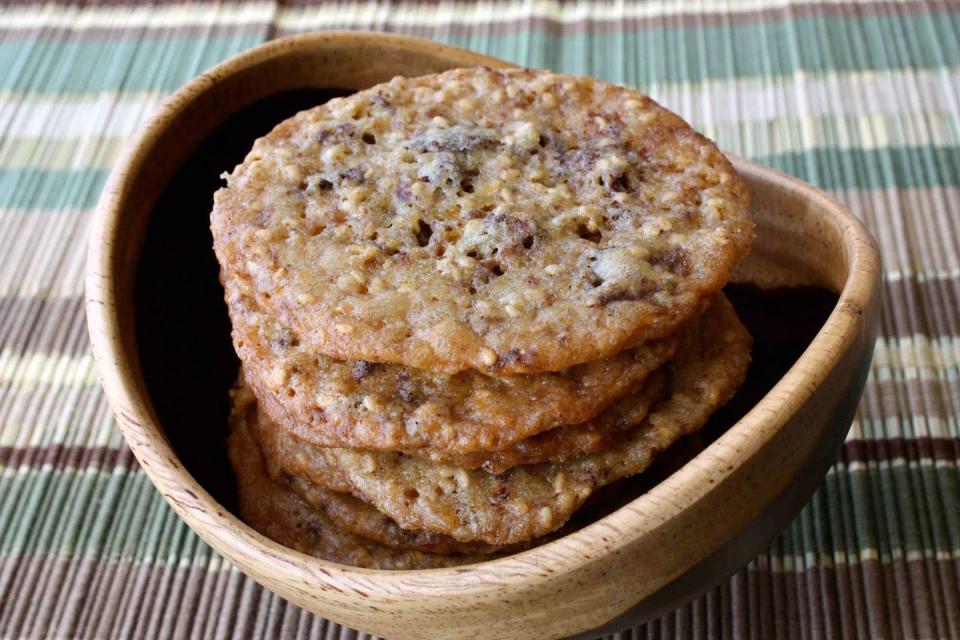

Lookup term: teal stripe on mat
[0,36,263,95]
[0,168,106,209]
[2,11,960,94]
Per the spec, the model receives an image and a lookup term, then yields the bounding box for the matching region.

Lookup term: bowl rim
[85,31,881,603]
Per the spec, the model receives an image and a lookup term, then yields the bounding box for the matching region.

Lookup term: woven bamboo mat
[0,1,958,638]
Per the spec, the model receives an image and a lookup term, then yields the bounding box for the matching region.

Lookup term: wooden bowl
[86,32,881,640]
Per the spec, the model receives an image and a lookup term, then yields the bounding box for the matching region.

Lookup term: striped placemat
[1,1,958,638]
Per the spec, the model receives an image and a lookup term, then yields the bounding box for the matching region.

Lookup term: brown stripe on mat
[1,555,957,639]
[881,277,960,344]
[0,295,88,357]
[860,375,960,425]
[839,437,960,465]
[0,443,136,471]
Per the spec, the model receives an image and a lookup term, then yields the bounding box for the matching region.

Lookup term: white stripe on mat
[0,0,934,32]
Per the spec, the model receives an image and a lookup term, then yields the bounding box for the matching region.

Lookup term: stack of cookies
[211,67,754,569]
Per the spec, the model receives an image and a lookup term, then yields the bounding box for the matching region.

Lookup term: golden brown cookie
[228,404,486,569]
[255,295,751,545]
[230,384,508,555]
[225,271,677,454]
[413,371,668,474]
[212,67,752,375]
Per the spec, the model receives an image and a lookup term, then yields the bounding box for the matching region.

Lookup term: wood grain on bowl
[86,32,880,640]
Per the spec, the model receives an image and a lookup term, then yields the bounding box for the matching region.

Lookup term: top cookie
[212,67,752,374]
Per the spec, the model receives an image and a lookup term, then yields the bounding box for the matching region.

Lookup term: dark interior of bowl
[134,89,838,518]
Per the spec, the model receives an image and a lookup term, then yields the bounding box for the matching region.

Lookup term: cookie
[225,271,677,454]
[231,384,514,555]
[212,67,752,375]
[227,404,485,569]
[415,371,668,474]
[255,295,751,545]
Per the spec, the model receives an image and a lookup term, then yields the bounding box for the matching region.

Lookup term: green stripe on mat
[0,168,106,209]
[5,146,960,209]
[0,471,219,564]
[2,11,960,94]
[1,464,957,560]
[762,147,960,191]
[0,36,262,95]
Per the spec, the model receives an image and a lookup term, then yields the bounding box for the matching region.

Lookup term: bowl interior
[132,88,840,524]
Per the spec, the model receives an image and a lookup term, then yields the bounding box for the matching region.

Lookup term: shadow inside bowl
[134,88,352,509]
[133,89,839,536]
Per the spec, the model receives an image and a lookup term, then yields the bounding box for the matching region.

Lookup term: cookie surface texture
[228,397,487,569]
[225,272,677,454]
[212,66,753,374]
[255,295,751,545]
